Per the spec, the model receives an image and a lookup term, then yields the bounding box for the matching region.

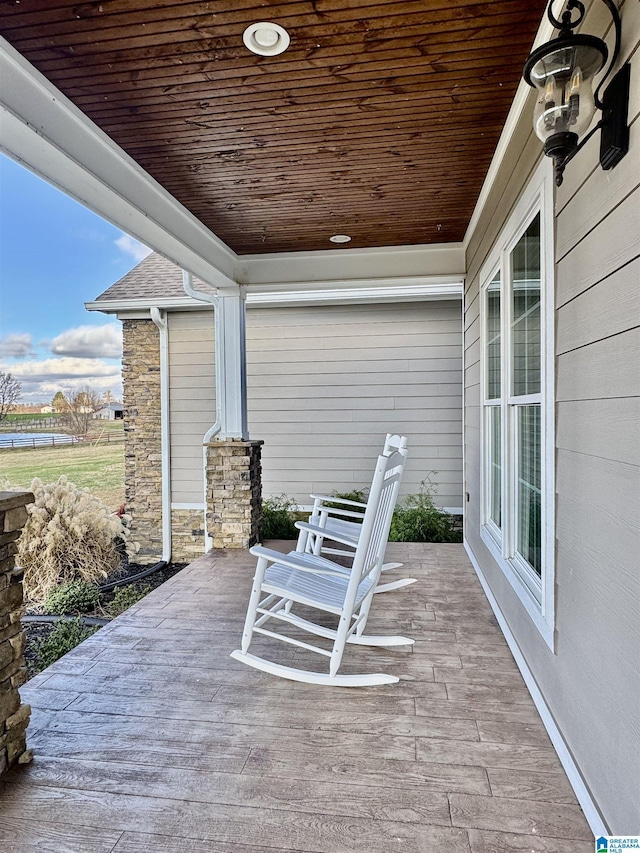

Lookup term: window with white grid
[479,160,555,648]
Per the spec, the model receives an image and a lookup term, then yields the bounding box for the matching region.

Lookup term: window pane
[511,214,541,397]
[486,272,501,400]
[516,404,541,576]
[489,405,501,529]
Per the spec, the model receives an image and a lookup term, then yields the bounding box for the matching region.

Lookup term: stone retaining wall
[206,440,263,549]
[0,491,34,778]
[122,319,163,564]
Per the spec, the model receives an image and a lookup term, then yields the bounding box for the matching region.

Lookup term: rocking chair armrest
[309,493,368,509]
[294,521,359,548]
[312,505,366,520]
[249,545,347,577]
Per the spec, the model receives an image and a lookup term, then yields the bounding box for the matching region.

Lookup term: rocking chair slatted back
[295,435,414,594]
[355,450,404,587]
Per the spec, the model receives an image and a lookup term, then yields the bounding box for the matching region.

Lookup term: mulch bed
[23,561,186,680]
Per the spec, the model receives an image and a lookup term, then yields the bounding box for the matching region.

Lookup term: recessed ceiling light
[243,22,290,56]
[330,234,351,244]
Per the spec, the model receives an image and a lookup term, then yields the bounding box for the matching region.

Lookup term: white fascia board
[85,276,463,315]
[462,14,556,251]
[236,242,465,285]
[85,297,203,314]
[0,37,237,289]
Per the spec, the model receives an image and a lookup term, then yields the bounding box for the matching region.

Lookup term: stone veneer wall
[122,319,163,564]
[0,491,34,777]
[171,509,206,563]
[206,440,263,549]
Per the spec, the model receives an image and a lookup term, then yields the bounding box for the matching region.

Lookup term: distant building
[39,405,54,414]
[94,402,124,421]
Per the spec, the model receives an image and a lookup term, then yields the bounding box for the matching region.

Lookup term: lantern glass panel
[529,43,604,142]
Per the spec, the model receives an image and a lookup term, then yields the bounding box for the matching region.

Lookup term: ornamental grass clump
[18,476,127,605]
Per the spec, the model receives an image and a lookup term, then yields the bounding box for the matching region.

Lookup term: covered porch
[3,543,592,852]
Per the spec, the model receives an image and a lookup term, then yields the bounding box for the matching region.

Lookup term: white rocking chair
[231,449,414,686]
[295,434,416,594]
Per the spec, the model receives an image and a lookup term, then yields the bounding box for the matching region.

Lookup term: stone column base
[171,508,206,563]
[0,491,34,777]
[205,440,263,549]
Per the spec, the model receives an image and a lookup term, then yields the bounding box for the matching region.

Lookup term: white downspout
[182,271,221,549]
[149,307,172,562]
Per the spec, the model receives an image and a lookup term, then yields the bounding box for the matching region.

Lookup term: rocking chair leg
[240,558,268,654]
[329,611,353,677]
[230,651,399,686]
[374,577,418,594]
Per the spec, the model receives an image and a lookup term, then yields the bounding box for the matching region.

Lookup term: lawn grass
[0,441,125,510]
[3,413,65,422]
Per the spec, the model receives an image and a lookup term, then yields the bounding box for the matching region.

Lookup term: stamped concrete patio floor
[1,543,593,852]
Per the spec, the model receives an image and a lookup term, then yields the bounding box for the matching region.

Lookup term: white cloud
[115,233,152,263]
[50,324,122,359]
[3,357,120,383]
[0,332,34,359]
[1,357,122,404]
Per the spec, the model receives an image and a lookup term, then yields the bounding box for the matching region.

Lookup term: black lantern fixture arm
[592,0,622,110]
[557,116,605,169]
[523,0,630,186]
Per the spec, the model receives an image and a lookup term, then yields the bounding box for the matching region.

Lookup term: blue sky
[0,153,151,403]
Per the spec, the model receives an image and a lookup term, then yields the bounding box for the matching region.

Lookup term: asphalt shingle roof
[94,252,214,302]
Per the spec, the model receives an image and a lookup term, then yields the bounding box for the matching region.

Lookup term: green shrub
[104,583,152,617]
[44,580,100,615]
[33,618,99,670]
[389,480,462,543]
[260,494,300,539]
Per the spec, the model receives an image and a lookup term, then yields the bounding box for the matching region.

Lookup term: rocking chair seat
[263,556,375,614]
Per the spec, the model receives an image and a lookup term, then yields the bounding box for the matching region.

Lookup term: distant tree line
[0,373,120,434]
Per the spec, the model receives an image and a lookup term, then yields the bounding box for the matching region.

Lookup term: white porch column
[182,271,260,549]
[216,287,249,440]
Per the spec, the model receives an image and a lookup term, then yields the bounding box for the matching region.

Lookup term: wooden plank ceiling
[0,1,546,254]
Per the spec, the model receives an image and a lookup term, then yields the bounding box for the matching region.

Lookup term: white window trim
[479,158,556,650]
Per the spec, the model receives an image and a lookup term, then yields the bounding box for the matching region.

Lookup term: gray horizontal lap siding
[168,312,216,506]
[246,302,463,507]
[167,302,463,510]
[463,0,640,832]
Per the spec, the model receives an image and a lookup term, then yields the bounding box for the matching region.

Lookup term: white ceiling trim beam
[85,275,463,314]
[237,242,464,285]
[245,277,463,306]
[0,37,237,289]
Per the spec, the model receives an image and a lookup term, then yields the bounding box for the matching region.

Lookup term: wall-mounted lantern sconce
[523,0,630,186]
